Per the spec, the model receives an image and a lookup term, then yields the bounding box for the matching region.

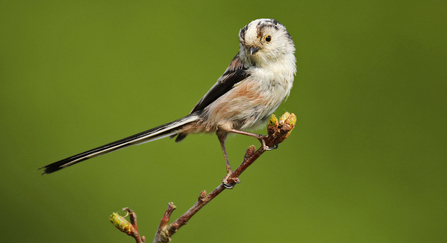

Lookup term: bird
[40,18,296,185]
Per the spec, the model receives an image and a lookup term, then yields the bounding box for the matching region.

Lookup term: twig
[110,208,145,243]
[153,203,176,243]
[110,112,297,243]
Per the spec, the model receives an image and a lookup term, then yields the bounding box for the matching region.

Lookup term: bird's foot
[222,172,240,189]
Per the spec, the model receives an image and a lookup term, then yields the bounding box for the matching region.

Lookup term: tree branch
[110,112,297,243]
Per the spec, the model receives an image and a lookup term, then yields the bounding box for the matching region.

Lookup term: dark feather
[40,114,199,174]
[171,54,249,143]
[190,53,249,113]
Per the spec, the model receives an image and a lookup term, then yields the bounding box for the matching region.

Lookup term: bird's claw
[258,136,277,151]
[222,173,240,189]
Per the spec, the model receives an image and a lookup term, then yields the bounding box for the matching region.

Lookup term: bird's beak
[250,46,260,55]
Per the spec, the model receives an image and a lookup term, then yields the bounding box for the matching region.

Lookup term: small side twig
[110,112,297,243]
[153,203,176,243]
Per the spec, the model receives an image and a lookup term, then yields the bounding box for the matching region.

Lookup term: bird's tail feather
[40,114,200,174]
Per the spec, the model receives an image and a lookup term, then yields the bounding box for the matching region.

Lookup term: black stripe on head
[239,24,249,43]
[257,19,280,38]
[262,19,280,28]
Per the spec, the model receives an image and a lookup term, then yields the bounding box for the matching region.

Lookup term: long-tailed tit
[40,18,296,183]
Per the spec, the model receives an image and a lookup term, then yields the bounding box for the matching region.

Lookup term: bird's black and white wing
[172,54,250,142]
[191,53,250,113]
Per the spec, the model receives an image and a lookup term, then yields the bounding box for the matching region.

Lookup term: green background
[1,0,446,242]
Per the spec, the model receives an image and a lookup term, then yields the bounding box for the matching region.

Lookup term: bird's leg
[219,137,233,176]
[217,132,239,189]
[226,128,272,150]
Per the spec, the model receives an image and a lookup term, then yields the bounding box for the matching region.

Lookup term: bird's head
[238,19,295,67]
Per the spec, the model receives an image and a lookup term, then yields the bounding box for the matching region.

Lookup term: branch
[110,112,297,243]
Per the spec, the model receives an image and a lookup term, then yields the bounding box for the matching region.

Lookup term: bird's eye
[265,35,272,42]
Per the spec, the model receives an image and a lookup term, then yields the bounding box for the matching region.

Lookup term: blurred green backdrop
[1,0,446,242]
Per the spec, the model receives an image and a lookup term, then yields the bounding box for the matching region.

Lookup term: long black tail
[40,114,200,174]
